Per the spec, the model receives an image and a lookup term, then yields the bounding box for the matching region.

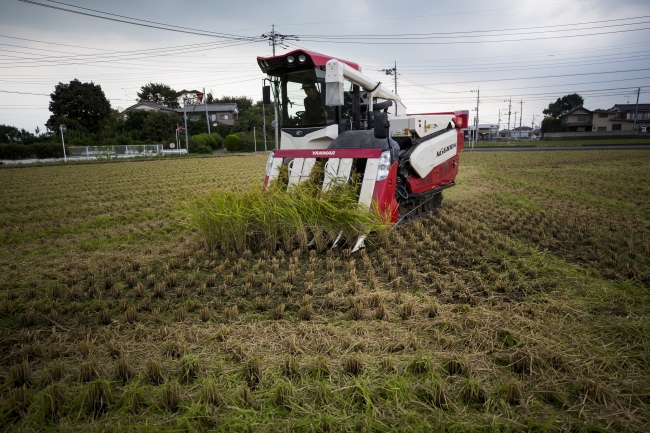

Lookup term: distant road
[468,145,650,152]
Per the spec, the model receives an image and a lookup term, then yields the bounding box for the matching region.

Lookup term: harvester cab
[257,49,468,251]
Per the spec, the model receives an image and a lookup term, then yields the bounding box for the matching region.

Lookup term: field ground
[0,150,649,432]
[474,138,650,147]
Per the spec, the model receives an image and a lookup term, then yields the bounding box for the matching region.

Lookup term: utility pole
[203,87,211,135]
[260,26,297,151]
[274,101,279,150]
[506,98,512,139]
[513,111,517,138]
[633,87,641,130]
[498,109,501,135]
[262,25,298,56]
[519,100,524,139]
[475,88,480,144]
[59,124,67,162]
[183,98,189,152]
[393,60,394,96]
[262,102,267,151]
[531,114,536,130]
[380,62,398,115]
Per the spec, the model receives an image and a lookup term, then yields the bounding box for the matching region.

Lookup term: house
[174,103,239,126]
[118,100,177,120]
[559,106,593,132]
[512,126,533,139]
[602,104,650,131]
[498,126,539,139]
[467,123,499,140]
[118,100,239,126]
[558,104,650,132]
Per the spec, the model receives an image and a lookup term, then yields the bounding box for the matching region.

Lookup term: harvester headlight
[298,54,307,63]
[376,151,391,181]
[266,151,275,176]
[287,55,295,64]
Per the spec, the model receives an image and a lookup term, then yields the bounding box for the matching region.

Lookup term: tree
[233,105,263,132]
[541,117,562,135]
[142,111,180,143]
[186,113,209,136]
[46,79,111,133]
[215,96,253,113]
[542,93,584,118]
[123,110,151,132]
[0,124,20,143]
[137,83,180,108]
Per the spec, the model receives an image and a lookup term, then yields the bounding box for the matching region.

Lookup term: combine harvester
[258,50,468,251]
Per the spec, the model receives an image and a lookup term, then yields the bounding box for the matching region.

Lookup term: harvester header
[257,49,467,251]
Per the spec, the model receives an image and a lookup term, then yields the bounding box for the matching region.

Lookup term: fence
[542,131,641,141]
[67,144,165,159]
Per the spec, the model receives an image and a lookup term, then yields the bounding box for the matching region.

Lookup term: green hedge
[188,136,212,154]
[224,134,240,152]
[209,133,223,148]
[189,133,223,152]
[0,143,64,160]
[235,132,258,152]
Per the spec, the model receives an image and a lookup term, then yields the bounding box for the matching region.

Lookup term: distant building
[500,126,533,139]
[118,100,239,126]
[468,123,499,140]
[605,104,650,131]
[559,106,593,132]
[559,104,650,132]
[118,100,177,120]
[174,103,239,126]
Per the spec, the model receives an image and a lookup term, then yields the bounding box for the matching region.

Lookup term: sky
[1,0,649,133]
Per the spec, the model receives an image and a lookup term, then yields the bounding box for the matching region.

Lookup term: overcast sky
[1,0,649,133]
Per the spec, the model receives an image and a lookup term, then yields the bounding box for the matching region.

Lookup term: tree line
[1,80,275,159]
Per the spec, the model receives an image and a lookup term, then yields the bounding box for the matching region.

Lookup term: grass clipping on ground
[188,176,389,253]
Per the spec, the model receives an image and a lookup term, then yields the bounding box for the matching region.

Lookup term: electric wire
[17,0,263,41]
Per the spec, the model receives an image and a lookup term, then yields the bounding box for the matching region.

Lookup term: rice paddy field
[0,150,649,432]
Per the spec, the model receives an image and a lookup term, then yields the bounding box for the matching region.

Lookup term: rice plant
[188,177,388,254]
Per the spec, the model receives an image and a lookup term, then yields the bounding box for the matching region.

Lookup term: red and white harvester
[257,50,467,251]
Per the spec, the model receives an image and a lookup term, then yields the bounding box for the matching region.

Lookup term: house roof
[118,100,177,116]
[609,104,650,111]
[175,103,239,114]
[559,106,591,118]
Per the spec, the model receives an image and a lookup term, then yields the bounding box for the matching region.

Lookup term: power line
[0,40,258,68]
[0,90,50,95]
[393,53,650,73]
[299,15,650,38]
[0,42,251,66]
[401,68,650,86]
[17,0,262,41]
[273,0,590,27]
[298,26,650,45]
